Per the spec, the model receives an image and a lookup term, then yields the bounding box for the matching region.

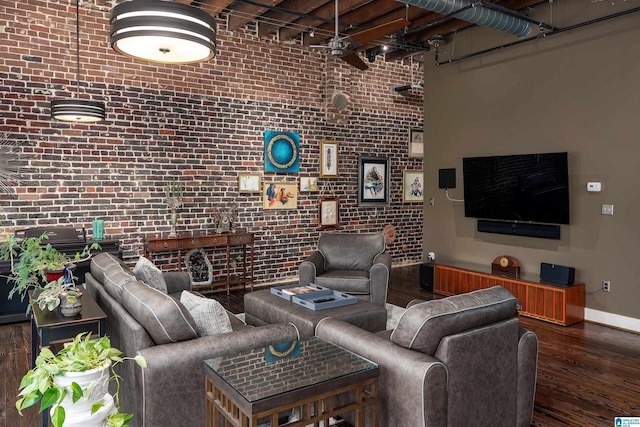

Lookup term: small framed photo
[300,177,318,192]
[409,128,424,159]
[358,156,390,206]
[263,182,298,210]
[320,140,338,178]
[238,174,261,193]
[403,170,424,203]
[318,197,339,229]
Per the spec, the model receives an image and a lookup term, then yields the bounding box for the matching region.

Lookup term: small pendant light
[110,0,217,64]
[51,0,106,123]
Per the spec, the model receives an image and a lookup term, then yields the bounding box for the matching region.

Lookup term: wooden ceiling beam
[258,0,329,37]
[278,0,371,42]
[196,0,234,17]
[227,0,288,31]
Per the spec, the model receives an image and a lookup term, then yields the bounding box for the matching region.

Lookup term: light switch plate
[601,204,614,215]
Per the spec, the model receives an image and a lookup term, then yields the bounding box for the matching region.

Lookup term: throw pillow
[180,291,233,336]
[121,281,198,344]
[132,256,167,293]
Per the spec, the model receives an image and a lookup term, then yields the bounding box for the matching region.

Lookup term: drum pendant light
[110,0,217,64]
[51,0,106,123]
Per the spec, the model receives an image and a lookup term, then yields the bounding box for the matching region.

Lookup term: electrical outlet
[602,280,611,292]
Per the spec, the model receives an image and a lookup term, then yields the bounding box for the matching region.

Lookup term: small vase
[60,290,83,317]
[169,209,178,237]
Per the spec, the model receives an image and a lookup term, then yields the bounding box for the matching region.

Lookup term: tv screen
[463,152,570,225]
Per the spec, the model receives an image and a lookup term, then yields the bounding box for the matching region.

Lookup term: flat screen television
[462,152,570,225]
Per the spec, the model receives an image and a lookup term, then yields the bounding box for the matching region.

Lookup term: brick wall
[0,1,424,287]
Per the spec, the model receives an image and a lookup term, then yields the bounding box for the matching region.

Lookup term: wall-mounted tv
[462,152,570,225]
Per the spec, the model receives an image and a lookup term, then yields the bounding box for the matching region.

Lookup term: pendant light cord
[75,0,81,96]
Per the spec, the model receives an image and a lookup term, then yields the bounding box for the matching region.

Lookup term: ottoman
[244,289,387,338]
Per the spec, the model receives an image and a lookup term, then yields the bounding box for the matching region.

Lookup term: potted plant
[0,232,100,313]
[16,332,146,427]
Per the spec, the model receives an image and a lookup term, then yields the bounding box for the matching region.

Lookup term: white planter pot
[52,394,116,427]
[52,362,111,415]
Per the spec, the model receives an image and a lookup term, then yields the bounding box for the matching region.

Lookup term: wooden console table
[144,231,254,294]
[434,261,584,326]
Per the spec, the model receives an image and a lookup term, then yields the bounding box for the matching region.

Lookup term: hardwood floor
[1,264,639,426]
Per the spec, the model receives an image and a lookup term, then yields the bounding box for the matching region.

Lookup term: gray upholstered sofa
[315,286,539,427]
[298,232,391,306]
[85,253,298,427]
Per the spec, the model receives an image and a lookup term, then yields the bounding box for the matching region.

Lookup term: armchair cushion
[314,270,370,294]
[318,232,385,271]
[121,280,198,345]
[391,286,517,355]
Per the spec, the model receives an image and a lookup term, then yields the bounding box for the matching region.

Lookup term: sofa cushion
[90,252,121,284]
[390,286,517,356]
[102,263,138,304]
[133,256,168,293]
[180,291,232,336]
[318,232,385,271]
[121,280,198,344]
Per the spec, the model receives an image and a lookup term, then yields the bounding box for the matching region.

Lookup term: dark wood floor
[2,264,639,426]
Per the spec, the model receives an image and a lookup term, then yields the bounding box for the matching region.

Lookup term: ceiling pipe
[434,4,640,65]
[399,0,532,38]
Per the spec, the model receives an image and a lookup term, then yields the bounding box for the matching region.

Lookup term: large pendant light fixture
[110,0,217,64]
[51,0,106,122]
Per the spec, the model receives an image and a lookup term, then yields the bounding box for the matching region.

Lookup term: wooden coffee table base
[206,376,378,427]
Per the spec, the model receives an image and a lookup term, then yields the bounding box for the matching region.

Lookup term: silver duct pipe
[399,0,532,38]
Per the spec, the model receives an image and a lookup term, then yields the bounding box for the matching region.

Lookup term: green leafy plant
[16,332,146,427]
[0,232,100,311]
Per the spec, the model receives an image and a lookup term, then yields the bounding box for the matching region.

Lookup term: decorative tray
[270,283,328,302]
[291,290,357,311]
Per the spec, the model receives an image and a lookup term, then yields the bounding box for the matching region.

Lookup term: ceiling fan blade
[340,52,369,70]
[349,18,410,46]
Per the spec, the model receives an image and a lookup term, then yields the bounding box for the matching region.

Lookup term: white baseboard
[585,308,640,333]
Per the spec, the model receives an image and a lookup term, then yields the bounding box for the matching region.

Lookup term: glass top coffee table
[204,336,379,427]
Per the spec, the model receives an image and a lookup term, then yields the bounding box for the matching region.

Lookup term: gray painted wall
[421,0,640,320]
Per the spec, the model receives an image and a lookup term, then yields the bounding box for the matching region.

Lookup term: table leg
[99,317,106,337]
[30,316,37,368]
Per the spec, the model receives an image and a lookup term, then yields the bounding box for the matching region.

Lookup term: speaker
[419,262,434,291]
[438,168,456,189]
[331,91,349,110]
[477,219,561,240]
[540,262,575,285]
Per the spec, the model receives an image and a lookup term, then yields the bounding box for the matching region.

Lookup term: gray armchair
[298,232,391,307]
[315,286,539,427]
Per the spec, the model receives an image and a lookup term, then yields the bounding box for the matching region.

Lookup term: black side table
[29,290,107,427]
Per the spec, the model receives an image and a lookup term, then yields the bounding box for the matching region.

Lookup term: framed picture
[358,156,390,206]
[238,174,261,193]
[299,176,318,192]
[263,182,298,210]
[320,140,338,178]
[264,130,300,173]
[403,170,424,203]
[318,197,339,229]
[409,128,424,159]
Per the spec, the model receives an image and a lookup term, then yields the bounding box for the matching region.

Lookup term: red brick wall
[0,1,424,286]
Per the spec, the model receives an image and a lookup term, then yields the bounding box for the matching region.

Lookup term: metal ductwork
[399,0,532,38]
